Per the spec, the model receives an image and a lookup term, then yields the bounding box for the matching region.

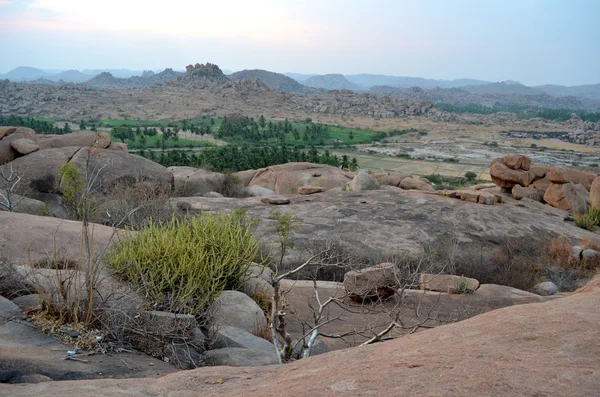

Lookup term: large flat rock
[5,278,599,396]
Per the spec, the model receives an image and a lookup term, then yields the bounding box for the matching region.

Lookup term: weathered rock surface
[511,184,544,202]
[532,281,558,296]
[490,158,534,188]
[9,277,600,396]
[208,291,267,336]
[548,166,596,190]
[399,177,435,192]
[0,190,46,214]
[0,127,37,164]
[244,185,275,197]
[298,186,326,195]
[387,172,412,187]
[419,273,479,294]
[503,155,531,171]
[36,132,111,150]
[11,139,39,155]
[169,167,225,196]
[248,163,354,194]
[241,264,274,299]
[543,182,590,215]
[210,325,274,355]
[346,170,380,192]
[590,176,600,210]
[343,263,399,300]
[201,347,278,367]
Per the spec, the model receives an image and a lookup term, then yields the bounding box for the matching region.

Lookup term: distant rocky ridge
[85,68,182,89]
[304,74,362,91]
[228,69,319,94]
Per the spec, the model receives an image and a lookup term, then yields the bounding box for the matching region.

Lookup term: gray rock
[261,196,290,205]
[242,264,274,299]
[343,263,400,300]
[291,338,330,359]
[582,249,599,260]
[192,328,207,354]
[202,347,278,367]
[346,170,380,192]
[571,246,583,261]
[163,342,203,369]
[211,325,275,355]
[532,281,559,296]
[11,294,40,311]
[0,189,47,215]
[0,296,22,324]
[208,291,267,335]
[244,185,275,197]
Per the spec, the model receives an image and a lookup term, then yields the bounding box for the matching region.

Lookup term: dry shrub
[0,255,35,299]
[548,237,577,267]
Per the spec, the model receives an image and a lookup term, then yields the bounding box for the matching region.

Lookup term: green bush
[107,211,261,314]
[575,209,600,230]
[464,171,477,182]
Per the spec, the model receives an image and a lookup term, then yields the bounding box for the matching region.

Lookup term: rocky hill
[85,68,182,89]
[370,85,599,111]
[229,69,318,94]
[304,74,362,91]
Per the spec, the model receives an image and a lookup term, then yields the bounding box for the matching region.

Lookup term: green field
[117,134,214,150]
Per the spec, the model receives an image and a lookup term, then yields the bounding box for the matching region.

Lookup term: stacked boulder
[490,155,598,215]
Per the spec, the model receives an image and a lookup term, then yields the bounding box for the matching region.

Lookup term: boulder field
[4,277,599,396]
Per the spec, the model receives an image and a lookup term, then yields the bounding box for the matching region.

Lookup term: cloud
[0,0,12,6]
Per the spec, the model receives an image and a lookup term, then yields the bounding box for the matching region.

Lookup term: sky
[0,0,599,86]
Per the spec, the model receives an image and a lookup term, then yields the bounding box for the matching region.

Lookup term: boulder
[503,155,531,171]
[571,246,584,261]
[10,294,41,311]
[261,196,290,205]
[582,249,599,260]
[202,347,278,367]
[343,263,400,300]
[0,189,47,215]
[387,172,412,187]
[163,342,203,369]
[399,177,435,192]
[532,176,552,192]
[530,164,550,181]
[590,176,600,210]
[0,127,17,140]
[211,325,274,355]
[419,274,479,294]
[204,191,224,198]
[0,127,37,163]
[208,290,267,335]
[490,159,534,188]
[245,185,275,197]
[346,170,380,192]
[7,147,81,193]
[248,162,354,194]
[291,338,330,359]
[171,168,225,196]
[233,169,260,187]
[242,264,274,299]
[371,172,390,186]
[107,142,128,152]
[66,148,173,195]
[36,132,111,150]
[298,186,326,195]
[532,281,558,296]
[11,138,39,155]
[543,183,589,215]
[547,166,596,190]
[0,296,22,322]
[512,185,544,202]
[192,328,207,353]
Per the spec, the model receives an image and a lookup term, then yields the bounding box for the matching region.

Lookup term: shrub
[107,211,261,315]
[575,209,600,230]
[58,162,85,219]
[464,171,477,182]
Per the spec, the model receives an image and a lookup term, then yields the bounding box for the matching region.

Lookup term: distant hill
[47,70,92,83]
[1,66,49,81]
[85,68,182,89]
[229,69,318,94]
[81,69,144,78]
[304,74,362,91]
[462,82,545,95]
[284,72,317,83]
[344,74,491,90]
[535,83,600,101]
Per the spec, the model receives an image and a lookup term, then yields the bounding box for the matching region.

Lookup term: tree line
[216,115,329,144]
[0,115,71,134]
[138,144,359,172]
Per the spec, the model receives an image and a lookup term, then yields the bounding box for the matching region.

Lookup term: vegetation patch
[107,211,261,314]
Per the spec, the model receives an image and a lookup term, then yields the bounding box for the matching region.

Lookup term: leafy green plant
[107,211,261,314]
[575,209,600,230]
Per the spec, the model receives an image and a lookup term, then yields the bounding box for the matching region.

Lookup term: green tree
[464,171,477,182]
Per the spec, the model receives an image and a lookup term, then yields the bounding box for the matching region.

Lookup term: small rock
[582,249,599,260]
[208,290,267,335]
[346,170,380,192]
[571,246,583,261]
[291,338,330,359]
[532,281,558,296]
[298,186,326,195]
[11,294,41,311]
[163,342,203,369]
[204,191,224,198]
[261,197,290,205]
[245,185,276,197]
[211,325,275,355]
[419,274,479,294]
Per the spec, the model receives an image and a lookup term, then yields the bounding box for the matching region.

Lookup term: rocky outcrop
[248,162,354,194]
[10,277,600,396]
[419,274,480,294]
[547,166,596,190]
[490,156,535,188]
[543,182,590,215]
[512,184,544,202]
[399,177,435,192]
[591,176,600,209]
[11,138,39,155]
[0,127,37,163]
[36,131,111,150]
[346,170,380,192]
[343,263,399,300]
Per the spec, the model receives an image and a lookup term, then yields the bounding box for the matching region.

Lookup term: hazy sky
[1,0,599,86]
